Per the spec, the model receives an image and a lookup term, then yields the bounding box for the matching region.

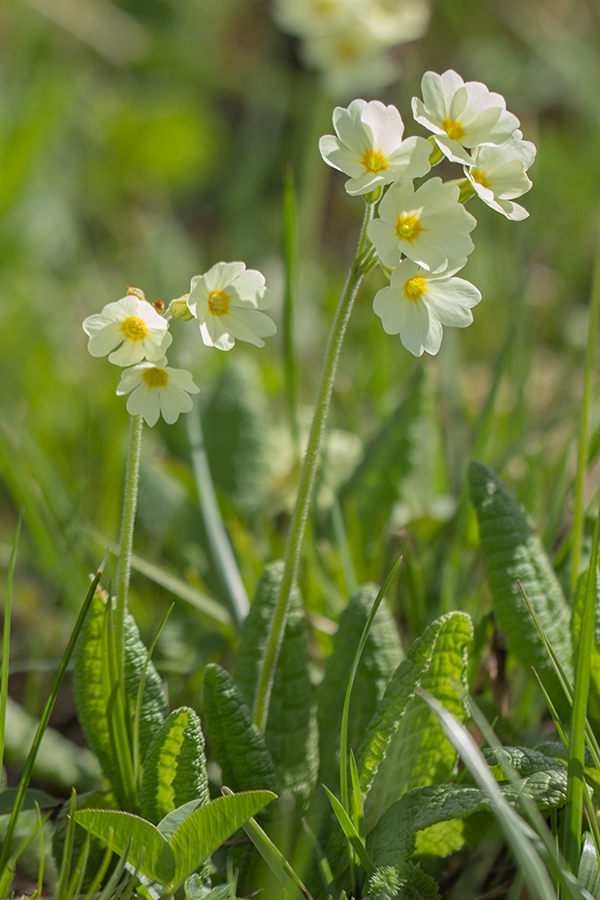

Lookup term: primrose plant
[65,69,542,900]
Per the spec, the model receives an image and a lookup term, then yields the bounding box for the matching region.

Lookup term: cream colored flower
[187,262,277,351]
[116,359,200,426]
[319,98,431,196]
[366,177,477,272]
[373,258,481,356]
[83,295,172,366]
[465,134,536,220]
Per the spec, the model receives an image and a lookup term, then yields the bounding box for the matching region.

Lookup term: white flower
[366,0,430,45]
[373,258,481,356]
[187,262,277,351]
[411,69,521,165]
[301,25,397,97]
[464,134,536,220]
[319,99,432,196]
[116,359,200,427]
[366,177,477,272]
[272,0,364,38]
[83,295,172,366]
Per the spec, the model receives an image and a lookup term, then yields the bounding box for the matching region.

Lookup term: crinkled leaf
[141,707,209,824]
[74,594,167,791]
[356,612,472,829]
[367,760,569,870]
[234,562,318,802]
[203,664,277,793]
[468,461,572,697]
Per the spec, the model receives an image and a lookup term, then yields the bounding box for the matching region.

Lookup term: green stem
[114,414,143,672]
[252,200,376,732]
[571,239,600,596]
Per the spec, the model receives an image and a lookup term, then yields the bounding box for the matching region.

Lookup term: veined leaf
[234,562,318,803]
[123,607,168,765]
[203,664,277,794]
[141,707,209,824]
[76,790,276,890]
[317,584,403,792]
[468,461,573,694]
[75,809,175,884]
[356,611,472,830]
[169,791,277,885]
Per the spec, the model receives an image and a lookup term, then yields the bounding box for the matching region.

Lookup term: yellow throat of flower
[142,367,169,389]
[208,290,230,317]
[395,214,423,243]
[120,316,148,342]
[441,118,466,142]
[403,275,427,302]
[361,148,389,174]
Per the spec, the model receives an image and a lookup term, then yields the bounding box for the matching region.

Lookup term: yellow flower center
[395,214,423,243]
[142,367,169,389]
[441,118,466,141]
[471,168,491,189]
[360,148,389,174]
[208,290,230,317]
[119,316,148,342]
[404,275,427,302]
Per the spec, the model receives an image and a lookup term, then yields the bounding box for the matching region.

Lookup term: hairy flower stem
[253,201,377,732]
[114,413,143,673]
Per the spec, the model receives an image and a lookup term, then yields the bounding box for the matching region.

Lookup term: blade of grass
[349,750,365,845]
[283,165,301,463]
[55,789,78,900]
[571,237,600,595]
[322,785,373,878]
[240,813,315,900]
[0,552,107,874]
[419,690,557,900]
[0,508,24,775]
[186,406,249,628]
[564,503,600,871]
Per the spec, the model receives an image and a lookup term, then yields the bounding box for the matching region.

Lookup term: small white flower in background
[116,359,200,427]
[83,292,172,366]
[464,134,536,220]
[412,70,521,165]
[319,99,432,196]
[366,0,430,44]
[272,0,363,38]
[187,262,277,351]
[301,24,397,97]
[373,258,481,357]
[366,177,477,272]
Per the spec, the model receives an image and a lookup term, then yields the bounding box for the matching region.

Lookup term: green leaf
[578,834,600,900]
[169,791,277,885]
[75,809,176,884]
[365,863,440,900]
[317,584,403,792]
[0,788,58,815]
[76,791,276,889]
[203,664,277,794]
[468,461,573,696]
[123,607,168,766]
[356,611,472,829]
[367,761,569,871]
[73,593,167,793]
[141,707,209,824]
[234,562,318,803]
[323,785,373,877]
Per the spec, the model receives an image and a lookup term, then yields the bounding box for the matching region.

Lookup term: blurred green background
[1,0,600,727]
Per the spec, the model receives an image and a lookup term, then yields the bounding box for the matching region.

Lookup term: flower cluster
[83,263,277,426]
[272,0,431,97]
[319,70,536,356]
